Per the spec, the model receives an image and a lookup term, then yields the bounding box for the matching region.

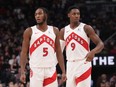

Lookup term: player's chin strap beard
[37,21,44,25]
[37,18,46,25]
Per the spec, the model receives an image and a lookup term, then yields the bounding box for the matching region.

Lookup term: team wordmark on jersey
[30,34,55,55]
[66,32,89,51]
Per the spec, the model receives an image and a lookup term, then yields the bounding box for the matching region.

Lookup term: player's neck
[36,22,48,32]
[70,22,80,29]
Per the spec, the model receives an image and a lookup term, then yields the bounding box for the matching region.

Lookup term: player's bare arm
[20,28,32,83]
[53,27,66,82]
[59,28,66,52]
[59,28,65,40]
[84,25,104,62]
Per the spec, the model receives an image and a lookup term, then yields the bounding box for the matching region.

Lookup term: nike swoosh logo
[66,31,69,33]
[35,32,39,34]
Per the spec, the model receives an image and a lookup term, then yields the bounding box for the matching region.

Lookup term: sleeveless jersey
[64,23,90,61]
[29,25,57,68]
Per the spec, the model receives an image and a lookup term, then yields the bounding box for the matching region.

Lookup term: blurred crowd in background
[0,0,116,87]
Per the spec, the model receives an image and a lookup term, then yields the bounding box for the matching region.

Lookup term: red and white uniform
[29,25,58,87]
[64,23,92,87]
[64,23,90,61]
[29,25,57,68]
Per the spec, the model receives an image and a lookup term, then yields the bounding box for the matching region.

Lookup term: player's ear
[68,13,70,18]
[45,13,48,19]
[44,14,47,21]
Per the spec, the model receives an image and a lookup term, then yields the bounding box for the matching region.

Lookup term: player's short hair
[38,7,48,15]
[67,5,80,14]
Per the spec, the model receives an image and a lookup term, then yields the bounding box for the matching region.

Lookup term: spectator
[0,83,3,87]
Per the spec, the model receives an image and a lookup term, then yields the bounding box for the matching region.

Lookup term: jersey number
[71,42,76,51]
[43,48,48,57]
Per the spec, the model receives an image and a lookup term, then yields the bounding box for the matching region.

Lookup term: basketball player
[20,7,66,87]
[59,5,104,87]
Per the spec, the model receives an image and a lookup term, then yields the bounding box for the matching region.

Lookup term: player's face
[68,9,80,23]
[35,9,47,25]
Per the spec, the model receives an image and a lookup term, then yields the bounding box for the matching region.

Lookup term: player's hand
[85,50,95,62]
[61,73,67,82]
[20,73,26,83]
